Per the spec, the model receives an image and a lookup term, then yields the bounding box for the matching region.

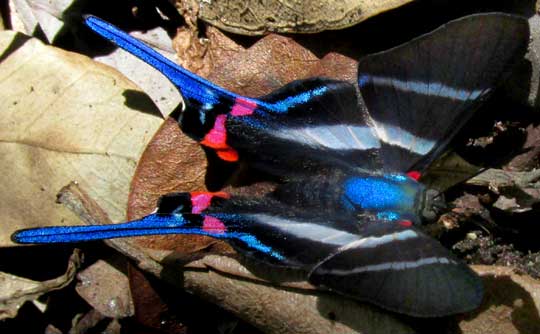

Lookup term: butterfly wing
[85,15,528,177]
[308,221,483,317]
[226,78,383,174]
[84,16,383,175]
[12,192,482,317]
[357,13,529,173]
[12,194,360,269]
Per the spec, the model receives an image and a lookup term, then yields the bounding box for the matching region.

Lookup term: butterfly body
[271,170,426,224]
[12,13,530,317]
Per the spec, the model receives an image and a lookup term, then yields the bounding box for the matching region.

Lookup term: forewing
[357,13,529,172]
[84,16,383,175]
[308,221,483,317]
[11,193,360,270]
[226,78,383,174]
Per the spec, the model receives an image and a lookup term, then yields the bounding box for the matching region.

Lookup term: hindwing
[12,193,482,316]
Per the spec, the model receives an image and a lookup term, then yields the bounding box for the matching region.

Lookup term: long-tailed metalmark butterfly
[12,13,529,317]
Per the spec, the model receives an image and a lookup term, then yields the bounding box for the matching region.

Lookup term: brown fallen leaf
[0,249,80,320]
[0,31,162,247]
[76,259,134,319]
[189,0,414,35]
[462,265,540,334]
[467,169,540,212]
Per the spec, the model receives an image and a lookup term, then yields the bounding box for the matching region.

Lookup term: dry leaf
[190,0,414,35]
[9,0,183,116]
[462,266,540,334]
[9,0,69,42]
[94,27,183,117]
[0,31,162,247]
[76,260,134,319]
[0,250,80,319]
[467,169,540,212]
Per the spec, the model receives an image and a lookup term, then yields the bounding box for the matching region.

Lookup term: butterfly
[12,13,529,317]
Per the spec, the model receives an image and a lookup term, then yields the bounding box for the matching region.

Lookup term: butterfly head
[421,189,447,222]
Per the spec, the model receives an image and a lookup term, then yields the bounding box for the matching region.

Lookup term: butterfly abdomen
[272,174,345,216]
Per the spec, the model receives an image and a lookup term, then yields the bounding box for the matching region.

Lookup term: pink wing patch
[190,192,230,214]
[231,97,257,116]
[202,216,226,234]
[200,114,239,161]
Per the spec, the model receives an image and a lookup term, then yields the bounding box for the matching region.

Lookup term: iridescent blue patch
[342,177,415,210]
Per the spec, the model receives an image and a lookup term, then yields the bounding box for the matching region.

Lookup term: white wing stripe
[272,125,381,150]
[360,75,483,101]
[338,230,418,252]
[247,214,360,246]
[373,123,435,155]
[325,257,457,275]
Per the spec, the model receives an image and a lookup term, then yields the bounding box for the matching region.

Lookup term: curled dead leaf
[0,30,162,247]
[463,266,540,334]
[190,0,414,35]
[0,249,80,320]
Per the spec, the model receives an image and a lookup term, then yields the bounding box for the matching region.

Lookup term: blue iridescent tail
[11,214,195,244]
[84,15,237,105]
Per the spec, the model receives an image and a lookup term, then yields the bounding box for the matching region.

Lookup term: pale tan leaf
[0,250,80,320]
[0,31,163,247]
[192,0,414,35]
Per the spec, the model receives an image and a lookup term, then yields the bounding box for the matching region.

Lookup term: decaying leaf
[467,169,540,212]
[422,152,483,192]
[9,0,183,116]
[93,27,182,117]
[0,31,162,247]
[9,0,68,42]
[76,260,134,319]
[0,250,80,320]
[188,0,414,35]
[461,266,540,334]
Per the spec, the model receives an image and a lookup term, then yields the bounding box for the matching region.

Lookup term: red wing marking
[216,149,239,161]
[200,114,239,162]
[201,115,228,149]
[202,216,226,234]
[231,97,257,116]
[407,171,421,181]
[190,192,231,213]
[399,220,413,227]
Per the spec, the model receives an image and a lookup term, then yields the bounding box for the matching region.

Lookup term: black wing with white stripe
[12,194,483,317]
[225,78,385,175]
[80,15,527,178]
[309,221,483,317]
[357,13,529,172]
